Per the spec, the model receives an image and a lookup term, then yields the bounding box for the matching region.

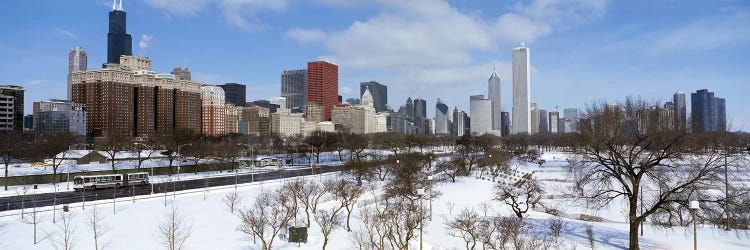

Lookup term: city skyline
[1,1,748,130]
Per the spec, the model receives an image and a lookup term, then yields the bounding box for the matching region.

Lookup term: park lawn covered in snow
[1,151,749,250]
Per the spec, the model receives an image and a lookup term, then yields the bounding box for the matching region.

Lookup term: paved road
[0,164,344,212]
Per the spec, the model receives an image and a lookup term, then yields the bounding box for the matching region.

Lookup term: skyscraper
[549,111,559,133]
[33,100,86,136]
[307,61,338,121]
[470,95,492,135]
[691,89,726,132]
[281,69,307,110]
[488,69,501,130]
[530,103,539,134]
[106,0,132,65]
[201,86,226,136]
[360,81,388,112]
[512,43,531,134]
[413,98,427,118]
[219,83,247,107]
[539,109,548,133]
[68,46,87,100]
[405,97,414,120]
[0,85,24,132]
[435,98,449,134]
[563,108,578,132]
[673,92,686,131]
[501,112,510,137]
[171,67,191,81]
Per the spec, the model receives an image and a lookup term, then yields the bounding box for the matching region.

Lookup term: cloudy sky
[1,0,749,130]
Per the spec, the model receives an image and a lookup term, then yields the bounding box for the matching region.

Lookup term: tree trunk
[629,194,641,250]
[3,161,8,190]
[629,220,640,250]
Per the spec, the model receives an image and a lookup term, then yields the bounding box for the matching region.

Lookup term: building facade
[33,100,86,136]
[106,1,132,65]
[673,92,686,131]
[512,44,531,134]
[171,67,191,81]
[413,98,427,119]
[549,111,559,133]
[488,70,502,131]
[0,85,24,132]
[281,69,307,110]
[501,112,510,137]
[691,89,726,132]
[201,86,226,136]
[272,108,304,137]
[307,61,338,121]
[435,98,449,134]
[219,83,246,107]
[68,46,87,100]
[469,95,492,135]
[360,81,388,112]
[530,103,540,134]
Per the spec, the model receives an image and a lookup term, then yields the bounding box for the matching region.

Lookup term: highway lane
[0,164,344,212]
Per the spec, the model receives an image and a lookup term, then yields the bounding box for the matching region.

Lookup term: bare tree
[344,133,369,161]
[351,205,390,250]
[21,195,46,244]
[494,178,543,219]
[295,180,327,226]
[328,179,364,231]
[156,203,193,250]
[223,191,243,215]
[97,134,131,173]
[50,211,78,250]
[435,158,462,183]
[571,98,745,250]
[85,205,109,250]
[384,197,424,249]
[1,131,30,190]
[586,223,595,250]
[444,208,483,250]
[313,207,343,250]
[237,190,294,250]
[36,133,78,182]
[280,179,304,224]
[548,215,565,242]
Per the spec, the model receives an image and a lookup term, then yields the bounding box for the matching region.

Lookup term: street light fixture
[417,188,425,250]
[690,200,701,250]
[427,175,433,220]
[176,143,192,180]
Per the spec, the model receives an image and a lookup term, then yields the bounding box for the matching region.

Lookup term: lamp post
[427,175,433,220]
[417,188,425,250]
[239,143,255,183]
[176,143,192,180]
[134,142,155,194]
[690,200,700,250]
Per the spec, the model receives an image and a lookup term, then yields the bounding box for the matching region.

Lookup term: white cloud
[285,28,326,43]
[289,0,608,70]
[55,28,76,38]
[139,34,154,49]
[143,0,289,32]
[654,8,750,53]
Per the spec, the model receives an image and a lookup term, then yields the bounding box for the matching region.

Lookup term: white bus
[73,172,150,191]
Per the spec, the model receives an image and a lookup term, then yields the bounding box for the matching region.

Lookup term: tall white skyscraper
[512,43,531,134]
[68,46,87,100]
[488,69,501,131]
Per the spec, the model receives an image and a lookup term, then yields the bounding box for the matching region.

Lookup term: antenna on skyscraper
[112,0,117,10]
[119,0,124,11]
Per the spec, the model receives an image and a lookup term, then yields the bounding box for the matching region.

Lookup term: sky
[1,0,749,131]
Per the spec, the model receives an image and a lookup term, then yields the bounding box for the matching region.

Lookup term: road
[0,164,344,212]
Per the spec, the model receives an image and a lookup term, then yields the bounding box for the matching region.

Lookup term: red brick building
[306,61,338,121]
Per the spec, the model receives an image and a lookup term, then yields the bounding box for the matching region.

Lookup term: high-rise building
[539,109,548,133]
[268,97,287,110]
[272,108,304,137]
[413,98,427,118]
[715,97,726,132]
[171,67,191,81]
[405,98,414,120]
[691,89,726,132]
[470,95,492,135]
[360,81,388,112]
[106,0,132,65]
[563,108,578,132]
[435,98,449,134]
[512,43,531,134]
[387,112,407,133]
[307,61,338,121]
[68,46,87,100]
[281,69,307,110]
[225,104,240,134]
[0,85,24,132]
[530,103,539,134]
[201,86,226,136]
[488,69,502,130]
[549,111,559,133]
[501,112,510,137]
[33,100,86,136]
[219,83,246,107]
[451,107,466,136]
[673,92,686,131]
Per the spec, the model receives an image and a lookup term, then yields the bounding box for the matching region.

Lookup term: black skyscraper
[360,81,388,112]
[107,4,132,64]
[413,98,427,118]
[220,83,247,107]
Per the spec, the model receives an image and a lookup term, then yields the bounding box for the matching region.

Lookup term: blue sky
[1,0,749,130]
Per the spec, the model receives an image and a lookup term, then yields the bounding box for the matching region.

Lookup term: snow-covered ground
[1,150,747,250]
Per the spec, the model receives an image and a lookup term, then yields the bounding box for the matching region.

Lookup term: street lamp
[176,143,192,180]
[690,200,701,250]
[134,142,155,194]
[427,175,433,220]
[417,188,425,250]
[239,143,255,183]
